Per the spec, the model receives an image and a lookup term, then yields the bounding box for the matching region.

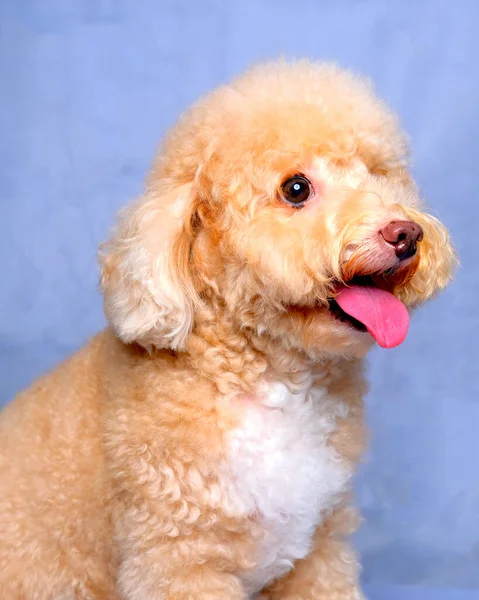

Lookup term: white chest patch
[226,377,352,595]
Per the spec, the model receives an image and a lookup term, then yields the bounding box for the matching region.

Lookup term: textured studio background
[1,1,478,599]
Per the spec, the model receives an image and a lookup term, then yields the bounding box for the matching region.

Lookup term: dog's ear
[99,183,198,350]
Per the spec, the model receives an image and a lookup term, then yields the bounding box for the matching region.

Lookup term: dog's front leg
[258,506,364,600]
[115,508,251,600]
[109,443,252,599]
[118,557,247,600]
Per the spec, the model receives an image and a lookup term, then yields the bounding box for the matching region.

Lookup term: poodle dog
[0,60,456,599]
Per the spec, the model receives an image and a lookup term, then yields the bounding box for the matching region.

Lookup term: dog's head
[100,61,456,360]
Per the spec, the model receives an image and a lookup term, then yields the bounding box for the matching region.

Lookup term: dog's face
[100,61,456,359]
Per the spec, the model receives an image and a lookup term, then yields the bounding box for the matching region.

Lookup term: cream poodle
[0,60,456,599]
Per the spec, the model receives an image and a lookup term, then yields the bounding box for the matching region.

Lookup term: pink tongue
[335,285,409,349]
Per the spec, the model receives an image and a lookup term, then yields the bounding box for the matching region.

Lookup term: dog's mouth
[328,274,410,349]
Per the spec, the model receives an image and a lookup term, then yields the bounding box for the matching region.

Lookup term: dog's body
[1,331,363,598]
[0,61,455,599]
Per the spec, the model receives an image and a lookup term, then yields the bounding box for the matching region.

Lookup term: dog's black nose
[380,220,424,260]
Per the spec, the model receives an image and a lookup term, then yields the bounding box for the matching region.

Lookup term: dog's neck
[185,299,362,398]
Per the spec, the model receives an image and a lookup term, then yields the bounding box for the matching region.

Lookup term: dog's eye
[279,176,313,207]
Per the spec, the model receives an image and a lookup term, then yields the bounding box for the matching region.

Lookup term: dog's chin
[283,267,418,358]
[323,314,376,358]
[284,303,375,359]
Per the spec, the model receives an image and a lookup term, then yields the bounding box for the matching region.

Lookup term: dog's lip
[327,268,404,302]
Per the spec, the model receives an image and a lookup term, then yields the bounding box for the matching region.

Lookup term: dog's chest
[226,380,351,594]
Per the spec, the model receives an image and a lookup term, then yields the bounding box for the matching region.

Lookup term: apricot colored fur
[0,60,456,599]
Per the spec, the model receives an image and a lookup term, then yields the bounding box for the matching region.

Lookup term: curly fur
[0,59,456,599]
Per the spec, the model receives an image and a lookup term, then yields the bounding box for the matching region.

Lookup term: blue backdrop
[1,2,477,599]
